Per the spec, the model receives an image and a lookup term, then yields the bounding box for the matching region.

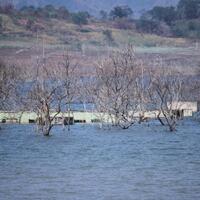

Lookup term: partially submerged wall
[0,102,197,124]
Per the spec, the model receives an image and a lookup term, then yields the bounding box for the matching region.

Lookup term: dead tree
[0,60,17,111]
[0,60,27,127]
[29,58,65,136]
[93,45,142,129]
[59,52,79,131]
[149,66,184,132]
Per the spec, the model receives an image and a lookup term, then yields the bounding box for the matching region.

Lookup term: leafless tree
[148,66,184,132]
[0,61,22,111]
[0,60,28,127]
[93,45,142,129]
[59,52,79,131]
[28,58,66,136]
[0,60,16,111]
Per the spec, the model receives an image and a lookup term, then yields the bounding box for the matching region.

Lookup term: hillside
[13,0,179,15]
[1,0,200,76]
[1,10,200,76]
[0,9,192,52]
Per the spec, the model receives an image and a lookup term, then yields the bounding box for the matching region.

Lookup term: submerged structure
[0,102,198,125]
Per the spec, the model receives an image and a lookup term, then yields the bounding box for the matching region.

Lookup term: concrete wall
[169,102,198,113]
[0,102,197,124]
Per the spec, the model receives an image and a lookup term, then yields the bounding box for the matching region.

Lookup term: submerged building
[0,102,198,125]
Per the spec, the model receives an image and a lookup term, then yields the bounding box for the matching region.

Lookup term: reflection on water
[0,121,200,200]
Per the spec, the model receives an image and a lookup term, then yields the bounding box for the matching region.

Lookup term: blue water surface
[0,121,200,200]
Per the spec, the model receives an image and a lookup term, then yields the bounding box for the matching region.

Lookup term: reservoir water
[0,121,200,200]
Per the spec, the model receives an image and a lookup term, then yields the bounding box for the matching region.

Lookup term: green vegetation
[148,6,177,26]
[177,0,200,19]
[99,10,108,20]
[71,11,90,26]
[172,19,200,38]
[0,0,200,39]
[0,1,198,54]
[137,0,200,38]
[109,5,133,19]
[19,4,70,20]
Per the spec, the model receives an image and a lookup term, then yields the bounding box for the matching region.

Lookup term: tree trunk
[18,111,24,124]
[43,122,52,136]
[157,111,165,126]
[67,103,70,131]
[169,125,176,132]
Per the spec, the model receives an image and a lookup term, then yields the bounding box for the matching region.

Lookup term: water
[0,121,200,200]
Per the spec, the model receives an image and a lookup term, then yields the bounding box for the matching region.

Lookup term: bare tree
[29,58,66,136]
[0,60,27,127]
[93,45,142,129]
[0,61,22,110]
[0,60,16,111]
[59,52,79,131]
[149,66,184,132]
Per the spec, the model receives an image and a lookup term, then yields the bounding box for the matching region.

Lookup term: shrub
[172,19,200,38]
[102,29,114,45]
[110,5,133,19]
[57,6,70,19]
[136,19,160,34]
[26,18,34,30]
[148,6,177,25]
[72,12,89,26]
[99,10,107,20]
[177,0,200,20]
[113,18,134,30]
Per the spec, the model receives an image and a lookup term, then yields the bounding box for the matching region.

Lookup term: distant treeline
[0,3,91,28]
[99,0,200,38]
[0,0,200,38]
[136,0,200,38]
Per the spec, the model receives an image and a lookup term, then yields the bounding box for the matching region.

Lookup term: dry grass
[0,15,199,76]
[0,16,190,50]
